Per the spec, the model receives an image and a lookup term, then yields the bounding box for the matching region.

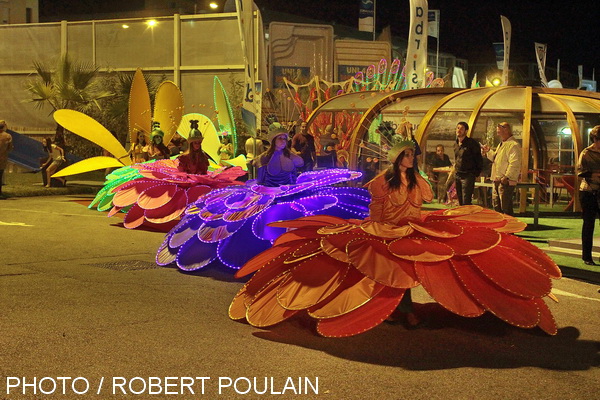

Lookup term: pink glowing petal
[137,183,178,210]
[112,179,157,207]
[123,204,146,229]
[144,189,188,223]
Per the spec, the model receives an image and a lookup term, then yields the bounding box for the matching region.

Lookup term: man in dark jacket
[454,121,482,205]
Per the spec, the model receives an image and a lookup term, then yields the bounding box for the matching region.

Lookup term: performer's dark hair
[385,149,417,191]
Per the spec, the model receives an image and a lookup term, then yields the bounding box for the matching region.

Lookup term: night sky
[39,0,600,77]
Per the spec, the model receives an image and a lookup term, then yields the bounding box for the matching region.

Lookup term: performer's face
[399,148,415,170]
[274,135,287,150]
[456,124,467,139]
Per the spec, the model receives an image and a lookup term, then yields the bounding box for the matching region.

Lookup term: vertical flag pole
[373,0,377,41]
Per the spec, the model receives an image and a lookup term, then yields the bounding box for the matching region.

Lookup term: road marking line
[0,221,34,226]
[553,288,600,302]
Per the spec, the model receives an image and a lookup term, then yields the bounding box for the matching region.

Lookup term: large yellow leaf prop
[52,156,126,178]
[154,81,184,146]
[128,68,152,145]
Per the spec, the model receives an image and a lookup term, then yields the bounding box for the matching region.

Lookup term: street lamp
[209,2,218,9]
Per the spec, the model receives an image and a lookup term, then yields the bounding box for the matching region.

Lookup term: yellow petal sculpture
[52,156,126,178]
[154,81,184,146]
[128,68,152,145]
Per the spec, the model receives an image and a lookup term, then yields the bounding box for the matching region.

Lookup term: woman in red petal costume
[230,140,561,338]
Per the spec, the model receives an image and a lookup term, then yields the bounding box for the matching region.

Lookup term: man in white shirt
[482,122,522,215]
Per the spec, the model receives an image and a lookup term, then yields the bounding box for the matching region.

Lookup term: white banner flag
[534,42,548,87]
[236,0,259,136]
[406,0,428,89]
[427,10,439,38]
[359,0,375,33]
[500,15,511,86]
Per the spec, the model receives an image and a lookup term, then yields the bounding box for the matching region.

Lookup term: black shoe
[583,260,597,266]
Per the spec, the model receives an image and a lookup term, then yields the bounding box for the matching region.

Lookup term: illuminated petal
[498,235,561,279]
[360,220,414,238]
[218,227,272,270]
[234,243,299,278]
[268,214,350,228]
[321,232,371,263]
[309,270,385,319]
[112,180,157,207]
[223,195,274,222]
[253,203,304,241]
[186,185,212,203]
[437,226,501,256]
[316,287,406,337]
[495,216,527,233]
[388,237,454,262]
[107,205,123,217]
[137,184,178,210]
[469,245,552,298]
[285,239,323,262]
[442,205,484,217]
[176,234,218,271]
[246,275,299,327]
[277,255,349,310]
[272,227,325,246]
[197,219,244,242]
[451,258,540,328]
[408,220,463,238]
[347,238,419,288]
[535,298,558,335]
[156,235,177,266]
[168,216,203,247]
[145,189,187,223]
[414,260,484,317]
[316,224,360,235]
[123,204,146,229]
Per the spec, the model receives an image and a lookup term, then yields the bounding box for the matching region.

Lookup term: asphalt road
[1,195,599,399]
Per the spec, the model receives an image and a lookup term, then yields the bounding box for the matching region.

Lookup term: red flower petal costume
[230,171,561,337]
[109,159,245,228]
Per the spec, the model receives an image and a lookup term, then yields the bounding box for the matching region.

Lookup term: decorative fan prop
[52,68,184,178]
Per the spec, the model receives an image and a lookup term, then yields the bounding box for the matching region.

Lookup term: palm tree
[25,54,113,156]
[26,54,113,114]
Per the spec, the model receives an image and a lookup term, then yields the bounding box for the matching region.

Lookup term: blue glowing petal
[224,190,263,210]
[218,221,272,269]
[168,215,204,248]
[222,194,275,222]
[176,234,218,271]
[197,219,245,242]
[156,236,177,266]
[280,182,317,198]
[294,195,338,213]
[252,202,305,241]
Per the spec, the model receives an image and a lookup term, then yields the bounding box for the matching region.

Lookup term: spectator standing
[291,121,316,172]
[576,125,600,266]
[0,120,14,198]
[429,144,452,202]
[454,121,482,205]
[483,122,522,216]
